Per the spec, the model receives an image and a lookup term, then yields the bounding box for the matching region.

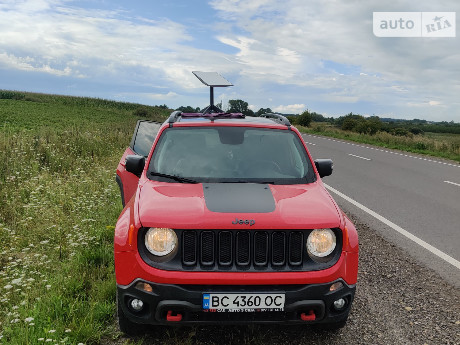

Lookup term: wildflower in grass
[4,284,13,290]
[38,339,44,342]
[25,317,34,322]
[65,329,71,333]
[46,285,51,289]
[48,329,56,333]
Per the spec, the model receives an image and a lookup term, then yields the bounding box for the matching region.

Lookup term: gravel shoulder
[104,213,460,345]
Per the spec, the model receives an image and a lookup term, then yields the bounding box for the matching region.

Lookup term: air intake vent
[182,231,197,266]
[236,231,250,266]
[200,231,214,265]
[218,231,232,266]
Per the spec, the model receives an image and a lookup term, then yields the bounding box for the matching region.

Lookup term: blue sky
[0,0,459,121]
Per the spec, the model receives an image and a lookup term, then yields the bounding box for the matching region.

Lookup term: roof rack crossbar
[261,113,291,126]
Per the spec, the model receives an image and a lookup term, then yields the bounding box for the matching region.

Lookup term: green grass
[0,91,169,344]
[300,123,460,163]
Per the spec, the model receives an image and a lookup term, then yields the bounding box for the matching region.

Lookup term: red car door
[116,120,160,206]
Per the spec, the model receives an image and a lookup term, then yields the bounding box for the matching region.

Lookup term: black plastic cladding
[137,228,342,272]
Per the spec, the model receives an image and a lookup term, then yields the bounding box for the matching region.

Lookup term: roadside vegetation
[0,90,169,344]
[291,113,460,163]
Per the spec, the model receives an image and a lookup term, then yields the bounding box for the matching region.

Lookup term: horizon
[2,89,460,124]
[0,1,459,122]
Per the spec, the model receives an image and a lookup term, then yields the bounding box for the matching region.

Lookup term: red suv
[114,109,359,334]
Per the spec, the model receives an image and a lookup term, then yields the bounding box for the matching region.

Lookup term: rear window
[148,127,316,184]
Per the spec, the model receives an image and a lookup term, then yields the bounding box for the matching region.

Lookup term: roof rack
[167,111,245,124]
[167,110,182,124]
[260,113,291,126]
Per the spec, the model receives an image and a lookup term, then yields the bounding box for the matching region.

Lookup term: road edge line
[324,183,460,270]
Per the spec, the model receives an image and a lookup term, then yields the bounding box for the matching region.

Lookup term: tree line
[174,100,460,136]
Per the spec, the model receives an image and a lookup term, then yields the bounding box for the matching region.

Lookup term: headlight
[307,229,336,258]
[145,228,177,256]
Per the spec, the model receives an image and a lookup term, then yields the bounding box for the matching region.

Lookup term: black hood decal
[203,183,276,213]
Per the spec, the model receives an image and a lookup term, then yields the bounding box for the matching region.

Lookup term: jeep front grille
[138,227,342,272]
[182,230,315,270]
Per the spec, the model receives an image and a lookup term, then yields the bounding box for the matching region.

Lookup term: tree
[255,108,272,117]
[297,110,313,127]
[310,112,327,122]
[366,116,382,135]
[228,99,254,117]
[176,105,200,113]
[341,117,358,131]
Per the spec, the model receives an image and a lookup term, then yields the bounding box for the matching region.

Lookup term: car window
[148,127,316,184]
[130,121,159,157]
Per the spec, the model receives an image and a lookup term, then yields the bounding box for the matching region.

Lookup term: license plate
[202,293,285,311]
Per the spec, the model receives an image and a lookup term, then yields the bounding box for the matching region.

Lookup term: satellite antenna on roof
[192,71,233,114]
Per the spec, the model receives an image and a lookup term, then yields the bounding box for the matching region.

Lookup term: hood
[137,181,341,229]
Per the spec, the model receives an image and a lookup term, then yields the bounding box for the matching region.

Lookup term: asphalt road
[302,133,460,287]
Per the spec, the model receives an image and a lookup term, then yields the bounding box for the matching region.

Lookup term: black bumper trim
[118,279,355,325]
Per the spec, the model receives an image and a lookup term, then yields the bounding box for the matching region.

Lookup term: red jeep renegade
[114,73,358,335]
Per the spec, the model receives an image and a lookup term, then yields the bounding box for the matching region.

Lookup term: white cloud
[0,0,235,90]
[273,104,305,113]
[0,52,72,76]
[211,0,460,120]
[148,92,178,100]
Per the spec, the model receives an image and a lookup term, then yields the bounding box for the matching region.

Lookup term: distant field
[0,91,169,344]
[299,123,460,163]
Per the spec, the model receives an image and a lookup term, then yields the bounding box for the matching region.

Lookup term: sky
[0,0,459,122]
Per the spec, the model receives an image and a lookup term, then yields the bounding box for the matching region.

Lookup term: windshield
[148,127,316,184]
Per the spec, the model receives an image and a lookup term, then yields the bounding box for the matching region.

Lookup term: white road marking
[324,183,460,270]
[303,134,460,168]
[348,153,371,161]
[444,180,460,187]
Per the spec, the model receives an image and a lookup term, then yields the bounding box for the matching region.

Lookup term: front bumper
[118,279,355,325]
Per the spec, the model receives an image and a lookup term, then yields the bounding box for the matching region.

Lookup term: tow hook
[300,310,316,321]
[166,310,183,322]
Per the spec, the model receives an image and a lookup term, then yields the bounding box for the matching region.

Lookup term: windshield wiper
[150,172,198,184]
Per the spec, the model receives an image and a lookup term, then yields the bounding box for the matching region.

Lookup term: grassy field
[0,91,169,344]
[299,123,460,163]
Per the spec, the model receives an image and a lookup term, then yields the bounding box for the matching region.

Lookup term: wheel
[117,292,149,336]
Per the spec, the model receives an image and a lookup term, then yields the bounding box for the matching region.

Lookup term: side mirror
[126,155,145,177]
[314,159,333,178]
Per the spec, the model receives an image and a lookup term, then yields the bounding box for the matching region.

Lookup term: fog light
[333,298,346,310]
[130,298,144,312]
[329,282,343,292]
